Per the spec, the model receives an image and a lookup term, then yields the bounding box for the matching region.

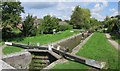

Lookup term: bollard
[57,46,60,50]
[37,43,40,46]
[5,42,12,45]
[48,45,52,50]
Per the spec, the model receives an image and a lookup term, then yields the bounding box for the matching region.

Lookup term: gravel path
[105,33,120,51]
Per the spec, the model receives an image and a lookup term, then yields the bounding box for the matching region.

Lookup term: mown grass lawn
[16,29,80,45]
[52,32,118,70]
[3,29,80,55]
[3,46,23,55]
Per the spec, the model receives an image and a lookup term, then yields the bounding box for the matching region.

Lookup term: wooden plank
[48,51,62,59]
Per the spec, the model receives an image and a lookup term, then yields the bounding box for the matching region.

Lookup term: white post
[57,46,60,50]
[5,42,12,45]
[53,29,56,34]
[48,45,52,50]
[51,44,54,48]
[37,43,40,46]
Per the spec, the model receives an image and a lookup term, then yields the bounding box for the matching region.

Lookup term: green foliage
[2,26,12,39]
[2,2,24,27]
[2,2,24,39]
[110,33,120,44]
[70,6,91,29]
[21,14,37,37]
[107,19,118,32]
[89,18,101,30]
[64,20,70,23]
[59,25,73,31]
[40,15,59,34]
[104,15,119,33]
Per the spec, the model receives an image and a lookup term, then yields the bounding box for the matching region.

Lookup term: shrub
[40,15,59,34]
[59,25,73,31]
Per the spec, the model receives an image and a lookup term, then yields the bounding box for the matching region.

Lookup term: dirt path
[105,33,120,51]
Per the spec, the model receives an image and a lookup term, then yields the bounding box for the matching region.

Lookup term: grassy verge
[17,29,80,45]
[52,61,89,70]
[3,29,80,55]
[52,32,118,70]
[3,46,23,55]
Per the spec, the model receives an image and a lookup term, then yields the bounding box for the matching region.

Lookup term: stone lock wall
[2,51,32,69]
[53,33,83,52]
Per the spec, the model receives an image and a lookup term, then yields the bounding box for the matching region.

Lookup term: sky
[20,0,119,21]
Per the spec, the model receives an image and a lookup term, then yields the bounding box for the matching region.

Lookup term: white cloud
[102,0,108,7]
[113,11,118,15]
[109,8,118,16]
[94,3,100,8]
[56,2,74,11]
[103,2,108,7]
[49,12,58,17]
[91,0,108,21]
[91,1,108,13]
[71,6,75,11]
[56,2,67,10]
[109,8,116,12]
[91,12,105,21]
[91,3,103,13]
[20,0,119,2]
[22,2,57,9]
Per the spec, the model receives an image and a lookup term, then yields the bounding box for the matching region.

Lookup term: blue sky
[20,1,118,21]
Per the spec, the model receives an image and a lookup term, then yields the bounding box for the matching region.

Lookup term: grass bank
[3,46,23,55]
[52,32,118,70]
[3,29,80,54]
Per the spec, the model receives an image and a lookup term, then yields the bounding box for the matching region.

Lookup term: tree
[2,2,24,28]
[70,6,91,29]
[2,2,24,39]
[40,15,59,34]
[89,18,99,29]
[20,14,37,37]
[107,18,118,32]
[103,15,119,33]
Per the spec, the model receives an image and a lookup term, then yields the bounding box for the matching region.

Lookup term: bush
[40,15,59,34]
[21,14,38,37]
[59,25,73,31]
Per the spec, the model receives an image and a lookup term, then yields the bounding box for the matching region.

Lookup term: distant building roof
[59,21,68,25]
[34,19,40,24]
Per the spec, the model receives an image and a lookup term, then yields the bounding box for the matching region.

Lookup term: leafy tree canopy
[40,15,59,34]
[70,5,91,29]
[2,2,24,28]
